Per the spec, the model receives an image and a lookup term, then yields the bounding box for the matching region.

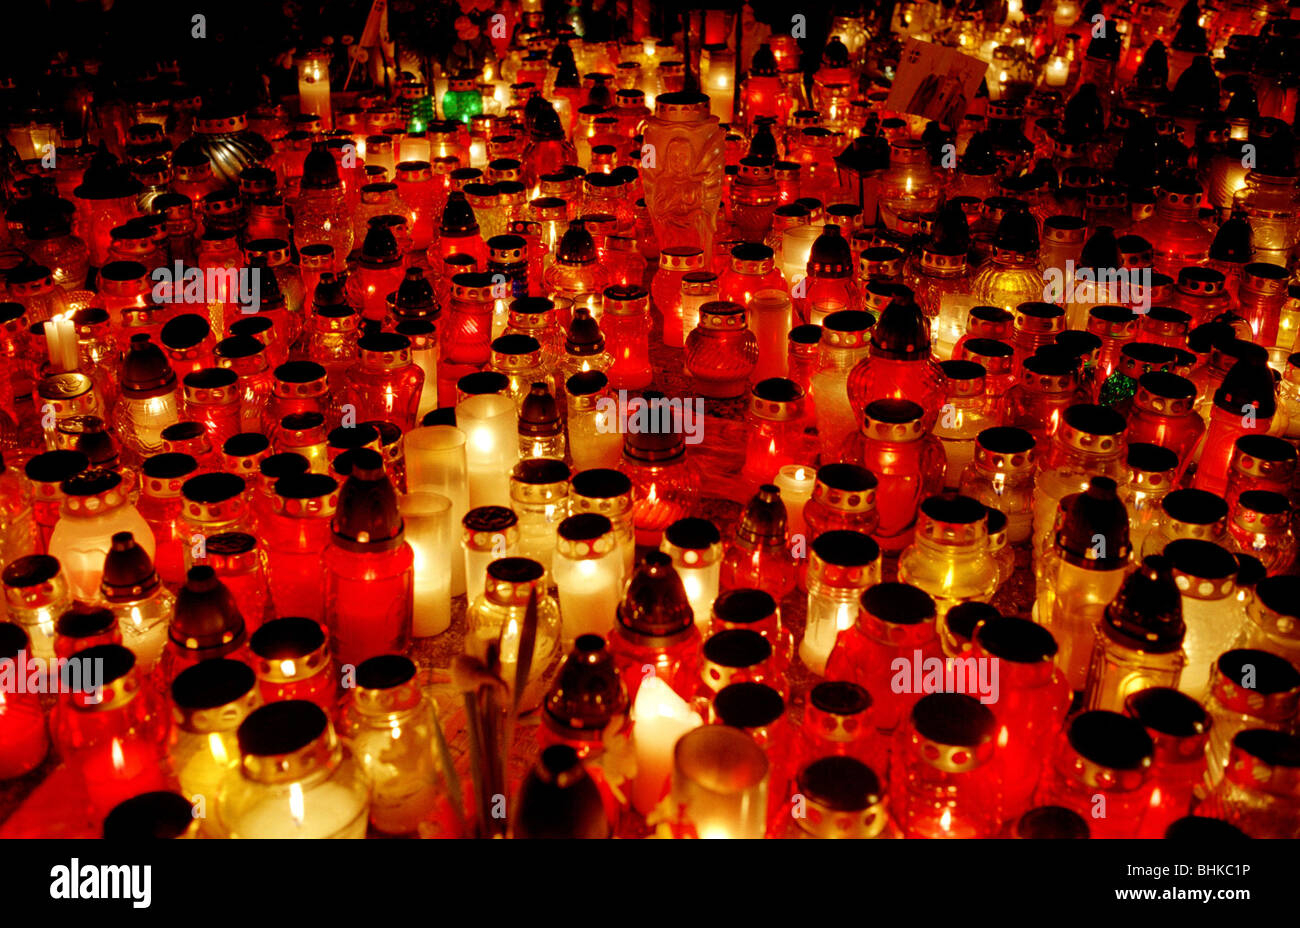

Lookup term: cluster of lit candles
[0,0,1298,840]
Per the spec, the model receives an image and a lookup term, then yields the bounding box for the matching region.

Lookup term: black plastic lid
[1162,488,1228,525]
[714,681,785,729]
[1216,649,1300,694]
[250,616,327,660]
[712,588,777,625]
[1125,686,1208,738]
[1164,816,1250,840]
[810,680,871,716]
[945,601,999,644]
[237,700,328,756]
[703,629,773,668]
[797,756,882,812]
[102,792,195,839]
[912,692,996,746]
[356,654,417,690]
[55,605,116,640]
[1066,710,1154,770]
[974,615,1057,663]
[810,529,880,567]
[171,658,257,710]
[1014,806,1090,839]
[860,582,936,625]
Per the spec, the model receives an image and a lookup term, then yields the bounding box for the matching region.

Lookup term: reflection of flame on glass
[290,782,306,826]
[939,807,953,833]
[111,738,126,774]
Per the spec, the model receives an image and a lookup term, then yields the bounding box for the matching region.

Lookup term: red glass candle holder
[248,616,337,711]
[1124,686,1211,839]
[826,582,940,737]
[607,551,702,704]
[1035,710,1155,838]
[0,624,50,779]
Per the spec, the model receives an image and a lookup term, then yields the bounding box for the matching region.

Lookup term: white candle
[774,464,816,543]
[230,782,368,838]
[43,317,77,372]
[297,53,333,128]
[1044,56,1069,88]
[399,492,453,637]
[457,394,518,509]
[631,675,703,816]
[404,426,470,597]
[553,515,622,642]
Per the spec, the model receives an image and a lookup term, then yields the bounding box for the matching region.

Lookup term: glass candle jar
[0,624,49,778]
[563,372,620,472]
[466,556,563,712]
[1204,648,1300,789]
[1200,729,1300,838]
[1124,686,1211,839]
[640,92,726,263]
[898,495,1000,622]
[847,289,946,434]
[608,551,702,706]
[660,517,723,633]
[215,700,369,838]
[801,530,881,676]
[803,463,879,541]
[741,379,808,495]
[337,655,453,836]
[935,360,1001,489]
[398,491,454,638]
[826,582,940,737]
[618,414,700,548]
[168,659,261,812]
[599,285,653,391]
[99,531,175,673]
[2,555,70,662]
[685,300,759,399]
[958,426,1037,546]
[1125,371,1204,473]
[323,450,414,668]
[510,458,569,574]
[248,616,336,711]
[812,309,873,459]
[1036,476,1134,690]
[1035,710,1154,838]
[891,693,1002,838]
[839,399,945,554]
[554,513,622,642]
[50,644,169,819]
[720,485,798,603]
[49,469,155,601]
[1165,538,1244,700]
[1031,404,1129,563]
[652,247,706,349]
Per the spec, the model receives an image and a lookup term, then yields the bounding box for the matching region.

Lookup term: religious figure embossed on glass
[641,92,726,263]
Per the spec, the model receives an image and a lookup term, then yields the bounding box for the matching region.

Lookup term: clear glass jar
[909,244,972,360]
[100,530,176,672]
[1120,443,1180,555]
[800,530,880,676]
[1036,475,1134,690]
[959,426,1037,546]
[466,556,562,712]
[896,492,998,627]
[1165,539,1246,700]
[1232,169,1300,267]
[337,655,454,836]
[293,144,354,272]
[935,360,1001,489]
[1031,403,1128,564]
[812,309,872,460]
[216,700,369,838]
[1084,554,1187,711]
[507,457,568,573]
[168,659,261,815]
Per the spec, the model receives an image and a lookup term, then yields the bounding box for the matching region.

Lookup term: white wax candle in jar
[631,674,703,816]
[552,513,622,642]
[1044,56,1070,87]
[773,465,816,542]
[404,425,470,596]
[296,50,334,129]
[456,394,518,509]
[398,491,454,637]
[232,782,369,838]
[660,517,723,633]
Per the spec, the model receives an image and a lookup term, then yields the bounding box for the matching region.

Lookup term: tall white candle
[404,426,470,597]
[297,52,333,129]
[631,675,702,816]
[399,492,453,637]
[457,394,518,509]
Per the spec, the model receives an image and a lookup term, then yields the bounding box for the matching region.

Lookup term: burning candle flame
[111,738,126,774]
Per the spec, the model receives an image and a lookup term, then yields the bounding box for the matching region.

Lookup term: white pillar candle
[404,426,470,597]
[773,465,816,543]
[631,675,703,816]
[456,394,518,509]
[1044,56,1069,87]
[297,52,333,129]
[399,492,454,637]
